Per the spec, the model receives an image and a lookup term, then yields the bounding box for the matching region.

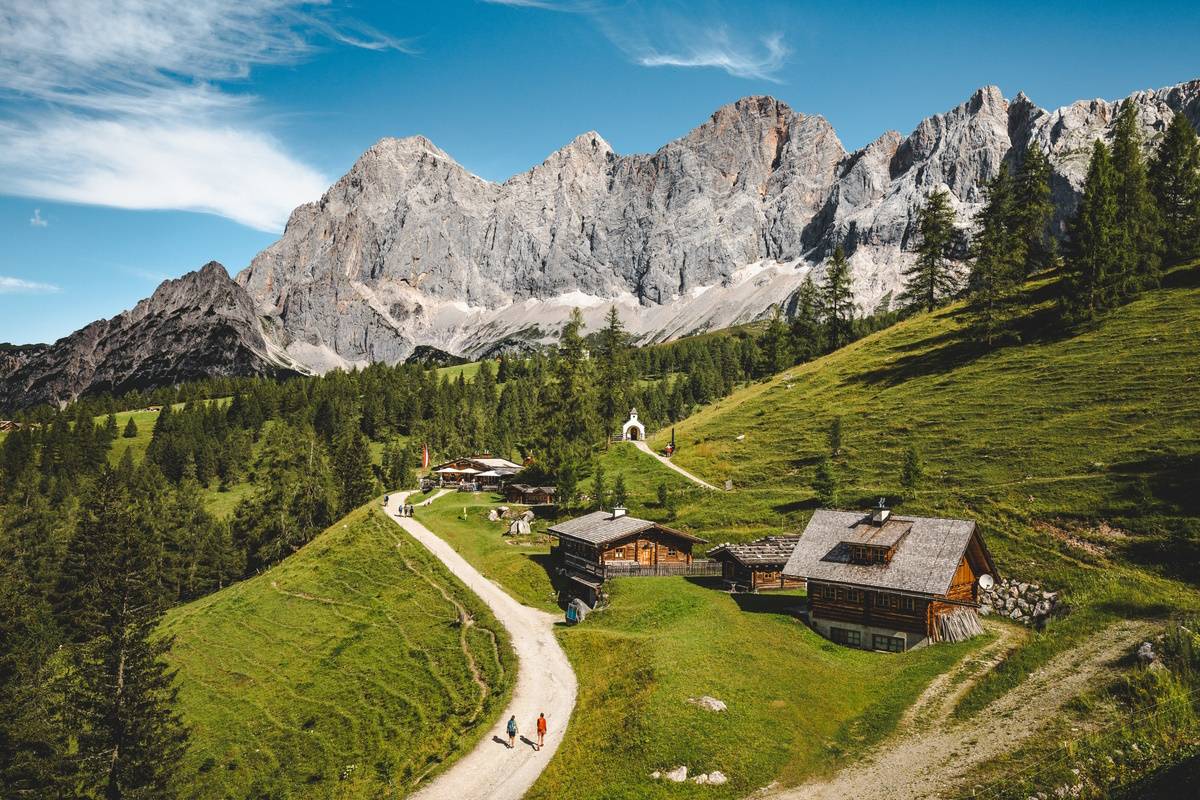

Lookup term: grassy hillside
[163,505,515,800]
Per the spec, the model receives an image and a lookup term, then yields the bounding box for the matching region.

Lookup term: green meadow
[162,505,515,799]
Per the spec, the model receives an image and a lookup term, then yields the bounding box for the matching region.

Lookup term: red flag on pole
[421,443,430,469]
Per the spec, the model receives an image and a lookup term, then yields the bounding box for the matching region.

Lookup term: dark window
[830,627,861,646]
[901,596,915,612]
[875,592,891,608]
[873,634,904,652]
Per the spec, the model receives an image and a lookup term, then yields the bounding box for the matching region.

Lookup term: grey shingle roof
[708,535,802,566]
[548,511,705,546]
[783,509,979,596]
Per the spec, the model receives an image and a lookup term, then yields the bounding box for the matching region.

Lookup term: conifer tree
[1111,101,1163,292]
[788,275,824,363]
[1011,143,1055,276]
[900,445,923,498]
[820,245,856,350]
[122,417,138,439]
[612,472,628,508]
[335,430,377,513]
[1150,112,1200,265]
[813,456,837,507]
[969,165,1023,344]
[592,461,608,512]
[900,188,959,312]
[59,470,188,799]
[656,481,669,509]
[596,306,631,433]
[1065,140,1122,318]
[756,308,792,376]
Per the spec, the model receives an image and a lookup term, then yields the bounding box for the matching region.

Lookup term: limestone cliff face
[234,79,1200,370]
[0,263,302,409]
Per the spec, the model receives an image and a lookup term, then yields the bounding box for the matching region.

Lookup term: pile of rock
[977,577,1060,626]
[650,767,728,786]
[687,695,728,713]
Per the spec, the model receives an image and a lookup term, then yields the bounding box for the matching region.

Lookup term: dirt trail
[762,619,1151,800]
[386,492,577,800]
[632,439,721,491]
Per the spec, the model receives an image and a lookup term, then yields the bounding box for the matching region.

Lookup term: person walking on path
[535,713,547,751]
[506,715,518,749]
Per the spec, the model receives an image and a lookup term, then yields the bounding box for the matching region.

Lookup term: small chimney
[611,506,627,519]
[871,497,891,524]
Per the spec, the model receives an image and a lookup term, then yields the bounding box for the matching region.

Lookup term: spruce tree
[1011,143,1055,276]
[1065,140,1122,318]
[788,275,824,363]
[612,472,628,508]
[900,188,959,312]
[813,456,837,507]
[1150,112,1200,265]
[335,431,376,513]
[757,308,792,376]
[59,470,188,800]
[656,481,669,509]
[900,445,923,498]
[1111,101,1163,292]
[969,165,1023,344]
[122,418,138,439]
[592,461,607,512]
[596,306,631,434]
[820,245,855,351]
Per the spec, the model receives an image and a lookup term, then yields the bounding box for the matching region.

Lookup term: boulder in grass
[692,774,709,784]
[688,695,728,712]
[664,766,688,783]
[650,771,661,780]
[487,509,500,522]
[708,771,728,786]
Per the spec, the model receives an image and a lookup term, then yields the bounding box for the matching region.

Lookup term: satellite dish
[978,574,994,591]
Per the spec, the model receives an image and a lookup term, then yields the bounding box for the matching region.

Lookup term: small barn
[621,408,645,441]
[783,506,997,652]
[504,483,556,505]
[708,535,804,592]
[549,507,707,605]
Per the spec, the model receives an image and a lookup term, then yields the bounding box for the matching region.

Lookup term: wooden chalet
[504,483,556,505]
[549,508,708,606]
[707,535,804,592]
[783,506,997,652]
[429,455,522,489]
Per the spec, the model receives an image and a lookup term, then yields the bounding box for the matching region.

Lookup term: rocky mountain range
[3,79,1198,407]
[0,263,301,409]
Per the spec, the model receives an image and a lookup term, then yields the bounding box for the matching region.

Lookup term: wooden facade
[549,509,707,605]
[504,484,556,505]
[783,508,997,652]
[708,535,805,592]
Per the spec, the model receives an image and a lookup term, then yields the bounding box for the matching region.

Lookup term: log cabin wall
[600,530,694,565]
[808,581,931,636]
[750,569,806,591]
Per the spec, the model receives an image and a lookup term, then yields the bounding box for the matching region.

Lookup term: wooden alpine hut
[707,536,804,592]
[783,504,997,652]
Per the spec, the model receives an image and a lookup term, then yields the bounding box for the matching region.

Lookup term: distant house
[783,506,997,652]
[549,507,708,606]
[144,405,163,412]
[708,535,804,592]
[0,420,21,432]
[430,455,522,489]
[504,483,556,505]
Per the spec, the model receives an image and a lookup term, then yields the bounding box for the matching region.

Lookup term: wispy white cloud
[0,0,410,232]
[486,0,789,81]
[0,275,61,294]
[29,208,47,227]
[636,31,788,81]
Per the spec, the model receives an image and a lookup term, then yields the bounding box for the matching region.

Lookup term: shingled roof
[708,535,802,566]
[783,509,991,597]
[548,510,706,546]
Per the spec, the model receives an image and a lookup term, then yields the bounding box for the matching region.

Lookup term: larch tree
[900,188,959,313]
[1065,140,1123,318]
[1150,112,1200,265]
[596,306,632,434]
[819,245,856,351]
[1111,101,1163,293]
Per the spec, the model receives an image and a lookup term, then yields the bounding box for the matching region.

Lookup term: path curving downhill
[632,439,721,491]
[386,492,577,800]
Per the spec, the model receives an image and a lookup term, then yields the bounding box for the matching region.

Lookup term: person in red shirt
[535,712,547,751]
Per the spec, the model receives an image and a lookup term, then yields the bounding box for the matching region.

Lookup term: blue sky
[2,0,1198,344]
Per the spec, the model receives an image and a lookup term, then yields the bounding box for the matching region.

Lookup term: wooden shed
[783,506,996,652]
[707,536,804,592]
[504,483,556,505]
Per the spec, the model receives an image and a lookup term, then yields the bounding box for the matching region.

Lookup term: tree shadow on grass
[526,552,571,609]
[730,591,807,616]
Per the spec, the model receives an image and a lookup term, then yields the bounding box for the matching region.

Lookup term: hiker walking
[535,712,547,751]
[506,715,518,749]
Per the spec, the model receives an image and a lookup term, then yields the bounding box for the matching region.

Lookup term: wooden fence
[601,560,722,579]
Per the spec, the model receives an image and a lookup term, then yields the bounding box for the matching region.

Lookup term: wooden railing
[602,560,722,578]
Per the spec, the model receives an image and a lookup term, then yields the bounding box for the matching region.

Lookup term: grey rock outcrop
[0,262,303,409]
[235,79,1200,371]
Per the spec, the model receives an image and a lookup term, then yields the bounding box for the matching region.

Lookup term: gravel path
[759,619,1151,800]
[632,439,721,491]
[386,492,577,800]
